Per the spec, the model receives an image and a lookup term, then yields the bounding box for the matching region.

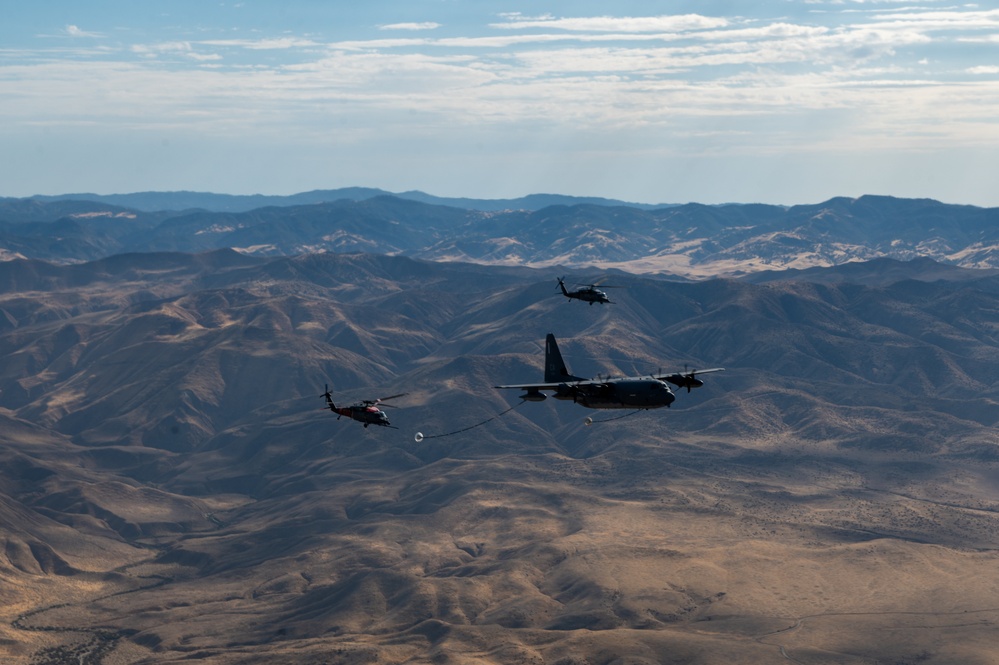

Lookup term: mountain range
[2,239,999,662]
[4,188,999,662]
[4,188,666,214]
[3,193,999,278]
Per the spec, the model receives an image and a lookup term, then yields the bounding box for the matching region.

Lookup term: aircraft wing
[494,379,613,391]
[655,367,725,380]
[493,382,563,391]
[496,371,725,390]
[656,367,725,391]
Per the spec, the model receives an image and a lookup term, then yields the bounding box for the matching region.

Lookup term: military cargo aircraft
[495,334,723,409]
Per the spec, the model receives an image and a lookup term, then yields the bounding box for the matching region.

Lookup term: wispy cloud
[64,25,102,38]
[491,14,729,33]
[379,22,442,31]
[199,37,320,50]
[3,4,999,203]
[7,9,996,132]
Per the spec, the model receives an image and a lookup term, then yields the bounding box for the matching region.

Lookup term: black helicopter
[557,277,618,305]
[323,385,406,428]
[495,334,723,409]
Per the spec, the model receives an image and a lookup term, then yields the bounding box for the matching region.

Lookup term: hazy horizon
[3,2,999,207]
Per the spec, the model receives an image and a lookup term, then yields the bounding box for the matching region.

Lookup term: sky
[2,1,999,206]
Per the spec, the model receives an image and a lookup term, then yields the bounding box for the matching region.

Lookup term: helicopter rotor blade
[573,281,624,289]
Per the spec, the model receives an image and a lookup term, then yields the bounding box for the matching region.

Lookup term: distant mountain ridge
[2,192,999,277]
[8,188,667,213]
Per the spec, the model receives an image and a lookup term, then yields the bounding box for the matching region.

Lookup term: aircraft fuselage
[553,379,675,409]
[568,289,610,304]
[332,404,392,427]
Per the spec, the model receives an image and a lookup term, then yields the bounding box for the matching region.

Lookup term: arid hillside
[2,252,998,664]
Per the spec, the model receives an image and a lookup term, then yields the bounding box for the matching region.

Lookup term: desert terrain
[2,251,999,664]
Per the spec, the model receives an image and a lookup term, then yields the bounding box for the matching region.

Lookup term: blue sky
[2,1,998,205]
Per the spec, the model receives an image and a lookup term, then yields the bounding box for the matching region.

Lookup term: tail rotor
[556,277,570,297]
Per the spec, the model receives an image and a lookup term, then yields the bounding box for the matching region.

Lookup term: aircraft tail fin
[545,333,584,383]
[323,384,336,410]
[557,277,569,297]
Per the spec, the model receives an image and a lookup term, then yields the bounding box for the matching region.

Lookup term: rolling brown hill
[2,252,999,664]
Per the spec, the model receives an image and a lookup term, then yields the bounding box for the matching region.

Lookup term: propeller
[682,366,698,393]
[564,380,584,404]
[664,366,725,392]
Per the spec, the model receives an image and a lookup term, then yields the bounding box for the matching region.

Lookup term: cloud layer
[2,3,998,204]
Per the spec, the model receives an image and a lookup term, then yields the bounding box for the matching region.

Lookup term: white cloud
[188,52,224,62]
[5,12,985,132]
[131,41,194,56]
[492,14,729,33]
[130,41,205,61]
[330,37,431,51]
[199,37,319,50]
[65,25,101,38]
[379,22,442,31]
[866,8,999,30]
[958,34,999,44]
[5,6,999,200]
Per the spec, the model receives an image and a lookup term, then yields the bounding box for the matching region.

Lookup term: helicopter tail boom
[556,277,570,297]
